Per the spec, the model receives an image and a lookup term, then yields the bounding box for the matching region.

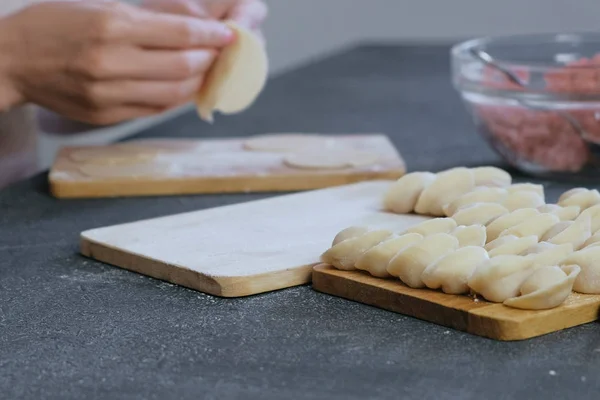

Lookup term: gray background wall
[38,0,600,167]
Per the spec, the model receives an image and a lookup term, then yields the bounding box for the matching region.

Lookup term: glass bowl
[451,32,600,181]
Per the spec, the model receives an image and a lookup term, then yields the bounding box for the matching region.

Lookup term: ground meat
[472,56,600,173]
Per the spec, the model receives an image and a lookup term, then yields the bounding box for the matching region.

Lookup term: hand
[141,0,267,43]
[0,1,234,124]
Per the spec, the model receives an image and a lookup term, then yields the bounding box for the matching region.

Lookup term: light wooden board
[312,265,600,341]
[80,181,429,297]
[50,134,405,198]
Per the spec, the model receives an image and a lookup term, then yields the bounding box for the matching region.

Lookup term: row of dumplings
[321,218,599,310]
[324,167,600,309]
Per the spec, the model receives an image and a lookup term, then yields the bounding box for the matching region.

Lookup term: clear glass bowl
[451,32,600,181]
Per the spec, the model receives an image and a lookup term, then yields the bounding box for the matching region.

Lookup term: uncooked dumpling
[196,21,268,122]
[451,225,486,247]
[583,231,600,248]
[402,218,457,236]
[332,226,369,246]
[575,204,600,233]
[540,215,591,250]
[354,233,423,278]
[383,172,437,214]
[421,246,489,294]
[503,265,580,310]
[560,247,600,294]
[471,166,512,187]
[523,242,573,268]
[451,203,508,226]
[498,213,559,240]
[321,230,392,270]
[507,183,545,198]
[387,233,459,288]
[502,190,545,211]
[487,235,538,257]
[467,255,535,303]
[485,208,540,243]
[414,167,475,216]
[283,150,380,169]
[537,204,580,222]
[484,235,519,252]
[558,188,600,211]
[442,187,507,217]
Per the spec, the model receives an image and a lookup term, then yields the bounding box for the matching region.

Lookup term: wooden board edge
[80,236,315,298]
[311,265,600,341]
[50,170,404,199]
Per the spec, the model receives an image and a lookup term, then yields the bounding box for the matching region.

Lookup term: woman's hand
[0,1,234,125]
[141,0,267,43]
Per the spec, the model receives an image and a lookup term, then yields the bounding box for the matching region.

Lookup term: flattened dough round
[69,147,158,166]
[196,21,268,122]
[78,163,173,179]
[243,134,337,152]
[283,150,380,170]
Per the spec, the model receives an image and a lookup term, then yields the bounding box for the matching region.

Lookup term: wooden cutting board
[312,266,600,341]
[50,134,405,198]
[80,180,428,297]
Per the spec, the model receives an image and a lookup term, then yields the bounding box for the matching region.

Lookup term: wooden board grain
[80,181,429,297]
[50,134,405,198]
[312,265,600,341]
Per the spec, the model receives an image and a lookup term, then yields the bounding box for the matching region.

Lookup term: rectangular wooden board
[80,180,429,297]
[50,134,405,198]
[312,265,600,341]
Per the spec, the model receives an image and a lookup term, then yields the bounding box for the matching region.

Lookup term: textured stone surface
[1,45,599,400]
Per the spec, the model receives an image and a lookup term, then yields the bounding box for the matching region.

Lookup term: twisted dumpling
[355,233,423,278]
[486,235,538,257]
[322,229,393,270]
[540,215,591,250]
[502,190,545,212]
[560,246,600,294]
[443,187,508,217]
[414,167,476,216]
[421,246,489,294]
[332,226,369,246]
[387,233,459,288]
[575,204,600,233]
[537,204,580,222]
[507,183,544,198]
[451,225,487,247]
[383,172,437,214]
[467,255,535,302]
[498,213,560,240]
[451,203,509,226]
[402,218,457,236]
[485,208,540,242]
[522,242,574,268]
[503,265,580,310]
[471,166,512,187]
[558,188,600,211]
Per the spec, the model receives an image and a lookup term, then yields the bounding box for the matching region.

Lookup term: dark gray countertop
[1,44,599,400]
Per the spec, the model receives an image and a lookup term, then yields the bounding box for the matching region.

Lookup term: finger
[77,47,216,81]
[93,76,204,108]
[228,0,268,29]
[141,0,208,18]
[128,11,235,49]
